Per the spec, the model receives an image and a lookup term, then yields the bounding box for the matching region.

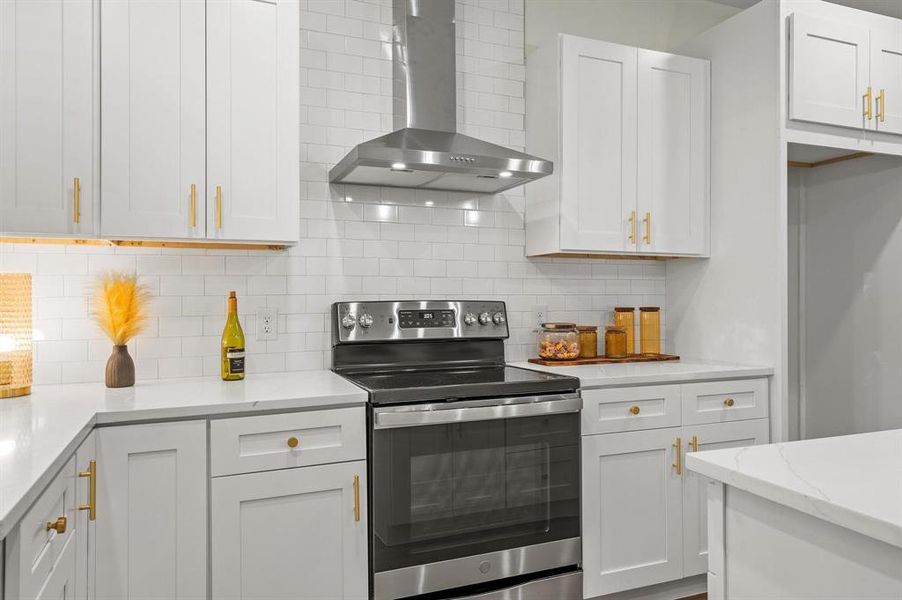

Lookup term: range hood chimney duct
[329,0,553,195]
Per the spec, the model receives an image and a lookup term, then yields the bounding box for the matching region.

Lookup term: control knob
[492,312,506,325]
[478,312,491,326]
[358,313,374,328]
[341,314,357,330]
[464,313,477,326]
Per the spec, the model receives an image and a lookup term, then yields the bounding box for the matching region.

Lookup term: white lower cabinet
[94,421,207,600]
[681,419,769,577]
[211,461,368,600]
[582,428,684,597]
[581,378,770,598]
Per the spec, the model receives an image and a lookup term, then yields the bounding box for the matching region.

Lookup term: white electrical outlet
[256,307,278,341]
[533,305,548,331]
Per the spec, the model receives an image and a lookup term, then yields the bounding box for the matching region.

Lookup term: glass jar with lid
[604,326,628,359]
[538,323,580,360]
[576,326,598,359]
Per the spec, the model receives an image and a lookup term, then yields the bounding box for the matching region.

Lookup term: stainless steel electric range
[331,300,583,600]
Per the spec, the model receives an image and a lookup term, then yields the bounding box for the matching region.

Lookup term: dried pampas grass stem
[92,273,149,346]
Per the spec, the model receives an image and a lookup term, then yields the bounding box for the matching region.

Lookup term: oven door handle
[373,395,582,429]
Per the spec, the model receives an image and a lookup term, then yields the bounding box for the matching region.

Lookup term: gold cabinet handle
[673,437,682,475]
[190,184,197,227]
[878,88,886,122]
[864,86,873,120]
[287,436,299,449]
[73,177,81,224]
[215,185,223,229]
[78,459,96,521]
[690,435,698,452]
[628,211,637,244]
[353,474,361,522]
[46,516,67,534]
[724,397,735,407]
[629,405,640,415]
[643,212,651,244]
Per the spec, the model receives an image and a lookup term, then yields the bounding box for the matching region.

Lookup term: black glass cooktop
[341,365,579,405]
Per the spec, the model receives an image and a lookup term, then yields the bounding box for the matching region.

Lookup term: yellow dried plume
[92,273,150,346]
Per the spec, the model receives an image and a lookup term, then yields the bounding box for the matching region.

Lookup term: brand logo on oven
[479,561,491,574]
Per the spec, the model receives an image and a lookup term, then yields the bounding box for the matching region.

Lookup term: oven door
[370,394,582,600]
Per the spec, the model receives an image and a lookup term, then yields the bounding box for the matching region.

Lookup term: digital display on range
[398,309,455,329]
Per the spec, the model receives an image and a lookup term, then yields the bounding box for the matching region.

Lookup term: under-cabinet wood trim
[0,237,289,251]
[787,151,873,169]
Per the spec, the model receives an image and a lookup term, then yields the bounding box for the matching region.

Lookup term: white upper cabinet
[100,0,206,240]
[789,13,870,129]
[790,8,902,136]
[637,50,709,255]
[559,37,637,253]
[207,0,300,243]
[0,0,97,236]
[526,34,710,258]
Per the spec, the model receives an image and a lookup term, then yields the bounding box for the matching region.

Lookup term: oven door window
[371,412,580,572]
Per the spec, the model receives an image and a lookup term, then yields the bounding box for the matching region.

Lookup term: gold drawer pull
[628,211,637,244]
[190,184,197,227]
[724,398,735,407]
[629,405,640,415]
[78,459,97,521]
[353,474,361,522]
[643,211,651,244]
[73,177,81,224]
[690,435,698,452]
[864,86,873,120]
[673,437,682,475]
[287,436,299,449]
[215,185,223,229]
[46,516,67,534]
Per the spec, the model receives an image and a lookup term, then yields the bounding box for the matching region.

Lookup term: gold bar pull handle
[673,437,682,475]
[690,435,698,452]
[353,474,361,522]
[78,459,96,521]
[878,88,886,122]
[864,86,873,120]
[628,211,637,245]
[190,184,197,227]
[215,185,223,230]
[73,177,81,224]
[643,212,651,245]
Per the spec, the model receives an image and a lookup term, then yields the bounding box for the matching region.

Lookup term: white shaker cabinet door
[206,0,299,243]
[211,461,368,600]
[559,36,637,253]
[637,49,709,256]
[99,0,206,240]
[789,12,870,130]
[582,428,683,598]
[94,421,207,600]
[0,0,96,236]
[870,24,902,135]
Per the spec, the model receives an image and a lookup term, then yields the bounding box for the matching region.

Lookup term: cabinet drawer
[210,407,366,476]
[581,385,681,434]
[681,379,769,425]
[6,456,77,600]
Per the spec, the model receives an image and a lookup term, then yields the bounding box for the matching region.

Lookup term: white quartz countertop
[687,429,902,549]
[0,371,366,539]
[512,359,773,387]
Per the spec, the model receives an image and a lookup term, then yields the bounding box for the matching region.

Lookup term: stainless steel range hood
[329,0,552,195]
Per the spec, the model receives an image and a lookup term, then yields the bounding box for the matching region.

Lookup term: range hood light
[499,171,512,178]
[391,162,407,171]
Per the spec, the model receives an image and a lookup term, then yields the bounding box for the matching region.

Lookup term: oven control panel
[332,300,508,344]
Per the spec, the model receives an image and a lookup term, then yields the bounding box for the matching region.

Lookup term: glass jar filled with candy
[538,323,580,361]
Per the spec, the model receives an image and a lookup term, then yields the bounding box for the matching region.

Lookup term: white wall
[525,0,740,52]
[0,0,666,385]
[798,154,902,438]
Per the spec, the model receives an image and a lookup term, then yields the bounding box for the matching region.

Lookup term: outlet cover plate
[256,307,278,341]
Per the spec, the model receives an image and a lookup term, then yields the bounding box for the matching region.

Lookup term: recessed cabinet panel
[0,0,95,236]
[100,0,206,239]
[560,37,637,252]
[206,0,299,243]
[871,25,902,135]
[638,50,708,255]
[790,12,870,129]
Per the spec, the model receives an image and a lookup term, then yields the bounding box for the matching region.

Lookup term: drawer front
[681,378,769,425]
[210,407,366,476]
[581,385,681,434]
[13,455,77,599]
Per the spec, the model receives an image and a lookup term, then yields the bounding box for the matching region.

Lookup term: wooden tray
[528,353,680,367]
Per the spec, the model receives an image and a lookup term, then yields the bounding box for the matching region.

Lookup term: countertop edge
[686,454,902,550]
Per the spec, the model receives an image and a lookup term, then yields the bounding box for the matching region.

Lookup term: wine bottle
[221,291,245,381]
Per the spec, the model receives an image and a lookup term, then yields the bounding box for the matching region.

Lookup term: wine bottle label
[226,347,245,374]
